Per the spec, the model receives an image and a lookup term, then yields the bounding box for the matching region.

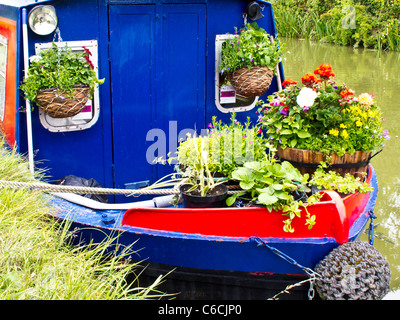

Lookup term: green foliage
[176,134,226,197]
[0,138,163,299]
[219,22,284,74]
[271,0,400,51]
[226,154,317,233]
[309,162,374,194]
[177,113,269,177]
[20,43,105,104]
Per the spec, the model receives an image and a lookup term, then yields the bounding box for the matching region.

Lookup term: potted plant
[177,113,268,178]
[257,64,390,176]
[219,22,283,97]
[20,43,104,118]
[162,114,268,207]
[175,134,228,208]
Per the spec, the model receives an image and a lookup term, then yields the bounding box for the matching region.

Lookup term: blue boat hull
[48,166,378,277]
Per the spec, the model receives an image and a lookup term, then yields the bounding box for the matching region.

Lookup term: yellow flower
[340,123,347,129]
[356,119,363,127]
[329,128,339,137]
[341,129,349,139]
[368,109,378,118]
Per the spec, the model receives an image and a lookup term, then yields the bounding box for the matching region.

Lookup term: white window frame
[215,34,259,113]
[35,40,101,132]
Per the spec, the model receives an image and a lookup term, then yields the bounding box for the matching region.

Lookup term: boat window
[214,34,259,113]
[0,34,8,122]
[34,40,100,132]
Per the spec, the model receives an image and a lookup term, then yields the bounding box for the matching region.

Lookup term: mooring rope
[0,180,241,196]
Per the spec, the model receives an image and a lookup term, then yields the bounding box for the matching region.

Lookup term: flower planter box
[277,146,371,177]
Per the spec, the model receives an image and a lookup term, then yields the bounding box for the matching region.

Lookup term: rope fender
[314,241,391,300]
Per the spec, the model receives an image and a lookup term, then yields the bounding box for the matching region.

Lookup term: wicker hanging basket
[36,85,90,118]
[226,66,274,97]
[277,147,371,177]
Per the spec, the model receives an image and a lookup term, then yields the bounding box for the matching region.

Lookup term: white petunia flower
[296,87,317,108]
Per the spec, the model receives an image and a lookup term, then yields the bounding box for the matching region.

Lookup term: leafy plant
[20,43,104,104]
[308,162,374,195]
[258,64,389,156]
[219,22,284,75]
[177,134,226,197]
[226,151,319,233]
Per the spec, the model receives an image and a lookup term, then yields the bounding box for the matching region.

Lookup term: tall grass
[273,5,340,42]
[273,5,320,40]
[0,138,165,299]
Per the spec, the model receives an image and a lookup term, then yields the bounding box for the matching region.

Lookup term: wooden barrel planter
[226,66,274,97]
[277,147,372,177]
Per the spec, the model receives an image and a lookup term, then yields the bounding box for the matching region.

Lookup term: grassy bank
[0,139,164,299]
[272,0,400,51]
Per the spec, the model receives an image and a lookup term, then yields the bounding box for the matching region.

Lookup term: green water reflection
[281,38,400,299]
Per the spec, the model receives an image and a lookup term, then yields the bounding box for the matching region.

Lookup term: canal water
[281,38,400,299]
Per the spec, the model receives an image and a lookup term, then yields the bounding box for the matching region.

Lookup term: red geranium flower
[301,73,321,87]
[340,88,355,99]
[314,64,335,79]
[282,78,298,88]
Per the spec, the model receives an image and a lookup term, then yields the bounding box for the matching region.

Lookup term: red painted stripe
[0,17,16,147]
[122,188,358,244]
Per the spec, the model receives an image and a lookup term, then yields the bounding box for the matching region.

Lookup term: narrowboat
[0,0,389,300]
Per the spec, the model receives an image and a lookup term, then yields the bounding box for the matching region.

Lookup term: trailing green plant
[226,149,320,233]
[219,22,284,74]
[308,161,374,194]
[20,43,104,104]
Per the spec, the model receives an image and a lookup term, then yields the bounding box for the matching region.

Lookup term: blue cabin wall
[12,0,283,203]
[18,0,112,192]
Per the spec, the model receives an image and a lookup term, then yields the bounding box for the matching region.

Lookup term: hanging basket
[226,66,274,97]
[277,147,372,177]
[36,85,90,118]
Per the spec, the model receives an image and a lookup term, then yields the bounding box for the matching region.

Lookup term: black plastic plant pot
[179,184,228,208]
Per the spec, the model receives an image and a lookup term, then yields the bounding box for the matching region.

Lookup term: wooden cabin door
[108,4,206,194]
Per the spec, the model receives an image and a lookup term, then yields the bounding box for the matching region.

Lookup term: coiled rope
[0,180,241,196]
